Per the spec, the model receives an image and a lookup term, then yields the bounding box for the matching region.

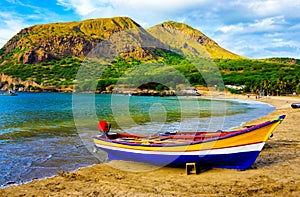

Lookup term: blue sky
[1,0,300,59]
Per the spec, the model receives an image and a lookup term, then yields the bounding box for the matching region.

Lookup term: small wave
[0,126,76,141]
[208,97,275,107]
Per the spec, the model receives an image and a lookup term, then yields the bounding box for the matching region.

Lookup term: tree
[9,84,14,90]
[296,83,300,94]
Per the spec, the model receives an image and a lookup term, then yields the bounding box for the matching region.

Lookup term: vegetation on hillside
[215,58,300,95]
[1,47,299,95]
[0,57,81,87]
[263,57,300,65]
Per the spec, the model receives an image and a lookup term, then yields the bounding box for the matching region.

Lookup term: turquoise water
[0,93,274,187]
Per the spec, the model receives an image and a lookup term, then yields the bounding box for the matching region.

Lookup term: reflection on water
[0,93,274,187]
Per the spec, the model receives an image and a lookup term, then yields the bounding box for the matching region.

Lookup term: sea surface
[0,93,275,187]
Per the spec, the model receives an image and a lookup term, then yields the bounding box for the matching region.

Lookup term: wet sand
[1,95,300,196]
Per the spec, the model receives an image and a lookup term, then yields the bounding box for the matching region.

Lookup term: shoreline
[0,94,273,189]
[1,95,300,196]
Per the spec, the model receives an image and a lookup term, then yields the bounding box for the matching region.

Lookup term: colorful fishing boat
[93,115,285,170]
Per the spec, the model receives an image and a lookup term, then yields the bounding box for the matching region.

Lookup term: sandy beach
[1,95,300,196]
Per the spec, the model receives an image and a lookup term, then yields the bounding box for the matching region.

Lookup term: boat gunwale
[93,115,285,147]
[94,141,265,153]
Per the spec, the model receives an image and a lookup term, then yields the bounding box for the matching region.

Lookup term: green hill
[215,58,300,95]
[261,57,300,65]
[147,21,242,59]
[0,17,141,65]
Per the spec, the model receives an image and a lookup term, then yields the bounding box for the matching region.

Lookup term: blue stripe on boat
[100,147,261,170]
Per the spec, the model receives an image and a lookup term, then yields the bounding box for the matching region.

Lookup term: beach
[1,95,299,196]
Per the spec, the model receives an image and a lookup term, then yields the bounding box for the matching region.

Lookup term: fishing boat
[93,115,285,170]
[0,90,17,96]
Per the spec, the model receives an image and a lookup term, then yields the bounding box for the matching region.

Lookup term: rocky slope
[0,17,143,65]
[147,21,242,59]
[0,73,39,91]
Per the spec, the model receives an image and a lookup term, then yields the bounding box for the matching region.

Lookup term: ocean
[0,93,274,187]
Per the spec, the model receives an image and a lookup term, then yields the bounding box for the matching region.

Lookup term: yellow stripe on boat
[93,121,281,152]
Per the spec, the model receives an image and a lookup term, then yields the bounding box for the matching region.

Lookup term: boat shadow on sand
[251,140,299,169]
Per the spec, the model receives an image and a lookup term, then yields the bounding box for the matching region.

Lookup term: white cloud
[249,16,287,30]
[244,0,300,18]
[218,16,287,35]
[56,0,211,26]
[215,20,300,59]
[218,24,244,34]
[57,0,208,15]
[0,12,29,48]
[57,0,102,16]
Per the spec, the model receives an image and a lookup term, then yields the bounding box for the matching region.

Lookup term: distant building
[225,85,245,90]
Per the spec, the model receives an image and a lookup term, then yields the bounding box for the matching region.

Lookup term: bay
[0,93,274,187]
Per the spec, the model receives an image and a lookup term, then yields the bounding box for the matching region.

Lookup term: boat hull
[93,115,285,170]
[95,142,264,170]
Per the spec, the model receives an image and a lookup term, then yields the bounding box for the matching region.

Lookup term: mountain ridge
[0,17,142,64]
[147,21,242,59]
[0,16,240,65]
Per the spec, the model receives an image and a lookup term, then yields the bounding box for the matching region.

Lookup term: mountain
[0,17,142,65]
[1,16,298,95]
[0,17,241,66]
[0,16,240,91]
[147,21,242,59]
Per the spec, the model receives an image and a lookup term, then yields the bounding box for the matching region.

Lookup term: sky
[1,0,300,59]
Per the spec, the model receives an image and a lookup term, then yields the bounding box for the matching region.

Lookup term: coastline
[1,95,300,196]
